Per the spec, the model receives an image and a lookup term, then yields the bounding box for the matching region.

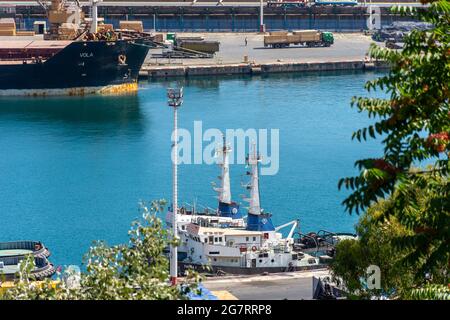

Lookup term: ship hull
[179,262,327,275]
[0,39,150,96]
[0,82,138,97]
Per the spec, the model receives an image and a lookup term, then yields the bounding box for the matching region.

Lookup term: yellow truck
[264,30,334,48]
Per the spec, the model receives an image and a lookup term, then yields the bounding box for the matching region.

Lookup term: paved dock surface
[145,32,376,66]
[0,32,377,67]
[203,269,330,300]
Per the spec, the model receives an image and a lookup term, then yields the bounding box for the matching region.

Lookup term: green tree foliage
[331,177,449,299]
[0,200,200,300]
[339,0,449,214]
[337,1,449,298]
[333,0,450,298]
[406,284,450,299]
[330,200,415,298]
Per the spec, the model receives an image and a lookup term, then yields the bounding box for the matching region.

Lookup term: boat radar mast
[214,135,232,204]
[245,143,275,232]
[245,142,262,216]
[214,136,243,219]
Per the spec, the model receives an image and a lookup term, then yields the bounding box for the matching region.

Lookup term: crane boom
[275,219,299,239]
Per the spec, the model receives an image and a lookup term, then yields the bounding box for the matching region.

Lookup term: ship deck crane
[275,219,299,240]
[34,0,86,39]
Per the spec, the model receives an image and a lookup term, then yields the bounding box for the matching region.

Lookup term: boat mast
[245,143,275,232]
[215,135,232,204]
[246,142,262,216]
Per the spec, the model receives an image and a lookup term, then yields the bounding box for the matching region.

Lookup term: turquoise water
[0,71,383,266]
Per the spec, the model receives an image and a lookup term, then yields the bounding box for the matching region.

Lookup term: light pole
[167,87,183,286]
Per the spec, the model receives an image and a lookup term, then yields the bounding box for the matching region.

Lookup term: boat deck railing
[316,230,357,245]
[0,240,50,259]
[0,255,56,281]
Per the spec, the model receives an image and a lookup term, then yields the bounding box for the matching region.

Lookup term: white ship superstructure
[180,144,320,273]
[182,223,318,270]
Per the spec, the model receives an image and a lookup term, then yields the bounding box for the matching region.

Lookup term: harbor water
[0,71,383,266]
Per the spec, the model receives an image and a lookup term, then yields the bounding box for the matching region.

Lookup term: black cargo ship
[0,0,155,96]
[0,38,151,96]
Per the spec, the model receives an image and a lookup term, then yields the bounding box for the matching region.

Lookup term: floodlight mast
[167,87,183,286]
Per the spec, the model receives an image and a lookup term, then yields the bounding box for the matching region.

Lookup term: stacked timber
[293,30,321,42]
[16,31,35,36]
[0,18,16,36]
[152,33,164,43]
[58,23,78,40]
[98,23,114,31]
[265,36,287,45]
[177,40,220,54]
[269,31,288,36]
[264,29,325,47]
[119,21,144,33]
[266,31,289,45]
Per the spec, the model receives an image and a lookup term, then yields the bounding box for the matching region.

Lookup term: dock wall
[140,60,388,79]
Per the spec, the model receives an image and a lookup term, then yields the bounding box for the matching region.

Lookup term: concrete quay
[139,59,385,79]
[139,32,388,79]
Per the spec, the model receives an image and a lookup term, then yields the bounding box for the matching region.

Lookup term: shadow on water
[144,74,255,90]
[0,94,146,137]
[142,69,376,89]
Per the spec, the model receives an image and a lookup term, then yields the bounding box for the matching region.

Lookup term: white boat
[178,144,322,274]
